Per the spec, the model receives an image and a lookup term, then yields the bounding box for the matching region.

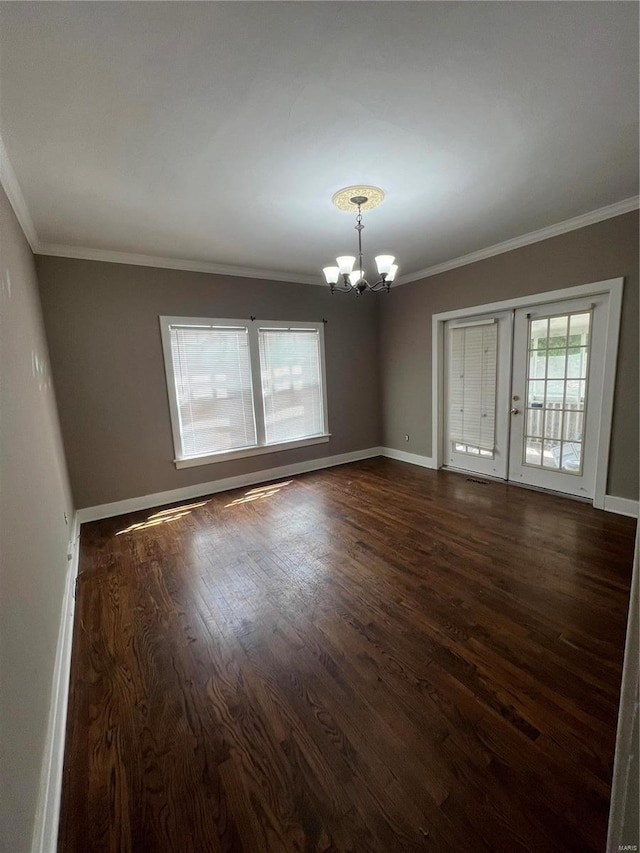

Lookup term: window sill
[174,434,331,469]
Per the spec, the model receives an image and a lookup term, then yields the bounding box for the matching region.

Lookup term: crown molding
[35,243,321,286]
[0,135,40,251]
[0,137,319,284]
[396,195,639,286]
[40,195,639,288]
[1,134,636,287]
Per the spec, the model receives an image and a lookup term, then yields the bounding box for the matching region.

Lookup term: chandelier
[322,186,398,295]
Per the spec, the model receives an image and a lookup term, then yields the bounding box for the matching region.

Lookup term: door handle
[510,408,520,415]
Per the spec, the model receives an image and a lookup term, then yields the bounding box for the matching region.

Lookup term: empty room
[1,2,638,852]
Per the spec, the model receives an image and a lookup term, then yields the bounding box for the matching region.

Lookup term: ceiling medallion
[331,185,385,212]
[323,187,398,296]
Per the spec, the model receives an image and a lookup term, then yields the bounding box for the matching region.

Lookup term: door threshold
[443,466,506,484]
[507,479,592,504]
[442,466,592,504]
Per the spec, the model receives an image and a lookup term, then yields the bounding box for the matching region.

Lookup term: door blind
[169,325,257,457]
[258,328,324,444]
[448,323,498,450]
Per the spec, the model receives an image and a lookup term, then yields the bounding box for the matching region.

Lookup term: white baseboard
[77,447,383,523]
[31,514,80,853]
[379,446,434,469]
[604,495,639,518]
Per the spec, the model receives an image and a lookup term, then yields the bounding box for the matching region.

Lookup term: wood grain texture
[59,459,636,852]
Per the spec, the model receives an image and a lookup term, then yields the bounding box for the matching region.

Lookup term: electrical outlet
[404,434,410,441]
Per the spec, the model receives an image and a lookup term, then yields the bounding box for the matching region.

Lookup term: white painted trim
[0,112,629,296]
[603,495,639,518]
[77,447,383,523]
[175,435,331,469]
[0,135,39,251]
[431,278,624,322]
[37,196,639,289]
[397,197,639,285]
[432,316,445,472]
[593,281,624,510]
[31,514,80,853]
[1,120,635,292]
[431,278,624,510]
[37,243,320,286]
[379,447,434,469]
[0,131,636,289]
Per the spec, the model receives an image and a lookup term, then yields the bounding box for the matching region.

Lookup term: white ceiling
[0,2,638,284]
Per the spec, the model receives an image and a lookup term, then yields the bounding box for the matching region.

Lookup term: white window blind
[169,325,257,457]
[258,328,324,445]
[448,323,497,451]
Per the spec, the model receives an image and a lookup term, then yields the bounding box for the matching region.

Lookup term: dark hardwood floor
[59,458,636,853]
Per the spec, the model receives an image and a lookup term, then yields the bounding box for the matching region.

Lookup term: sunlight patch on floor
[116,500,210,535]
[224,480,293,508]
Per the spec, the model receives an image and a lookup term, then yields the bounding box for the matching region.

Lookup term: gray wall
[36,257,381,509]
[0,187,74,852]
[33,211,639,510]
[379,211,639,500]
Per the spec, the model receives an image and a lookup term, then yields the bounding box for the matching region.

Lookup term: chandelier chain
[356,203,364,277]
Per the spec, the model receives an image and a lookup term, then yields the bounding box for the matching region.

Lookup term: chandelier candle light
[323,186,398,295]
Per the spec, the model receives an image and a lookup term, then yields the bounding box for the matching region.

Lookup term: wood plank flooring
[59,459,636,853]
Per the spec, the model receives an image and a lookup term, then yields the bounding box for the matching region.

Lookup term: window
[160,317,329,468]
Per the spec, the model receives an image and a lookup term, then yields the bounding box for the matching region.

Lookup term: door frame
[431,277,624,509]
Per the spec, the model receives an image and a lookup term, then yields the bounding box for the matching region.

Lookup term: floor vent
[466,477,489,485]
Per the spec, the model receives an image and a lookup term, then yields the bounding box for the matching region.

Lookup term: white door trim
[432,278,624,509]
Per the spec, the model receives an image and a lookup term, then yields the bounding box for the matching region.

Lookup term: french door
[443,312,512,478]
[443,294,607,499]
[508,295,606,498]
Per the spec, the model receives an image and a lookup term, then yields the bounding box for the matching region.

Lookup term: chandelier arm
[330,280,354,294]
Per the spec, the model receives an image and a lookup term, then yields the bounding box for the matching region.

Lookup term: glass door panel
[522,309,590,477]
[509,296,606,498]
